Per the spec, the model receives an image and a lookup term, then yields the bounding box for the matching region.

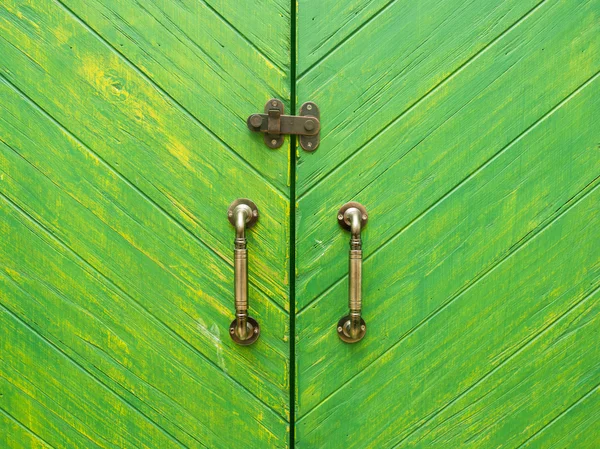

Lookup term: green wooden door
[2,0,600,448]
[0,0,291,447]
[294,0,600,447]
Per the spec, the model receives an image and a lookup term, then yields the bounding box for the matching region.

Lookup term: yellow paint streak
[166,140,192,170]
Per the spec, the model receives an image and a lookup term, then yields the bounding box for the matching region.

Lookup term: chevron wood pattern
[1,0,599,448]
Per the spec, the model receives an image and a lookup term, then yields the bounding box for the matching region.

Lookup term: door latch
[247,99,320,152]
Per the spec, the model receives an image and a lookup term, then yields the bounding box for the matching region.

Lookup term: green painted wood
[0,409,54,449]
[297,0,389,73]
[59,0,291,190]
[295,184,600,446]
[2,0,600,447]
[0,0,291,310]
[0,79,287,413]
[1,0,291,447]
[296,0,541,195]
[296,0,600,447]
[0,205,286,447]
[296,73,600,411]
[520,387,600,448]
[296,0,600,311]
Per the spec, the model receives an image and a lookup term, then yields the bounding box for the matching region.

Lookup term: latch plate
[247,99,320,151]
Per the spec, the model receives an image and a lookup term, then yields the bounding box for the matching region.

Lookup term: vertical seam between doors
[289,0,297,447]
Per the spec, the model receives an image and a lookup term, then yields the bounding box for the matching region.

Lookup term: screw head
[306,104,313,110]
[307,142,313,148]
[271,101,277,107]
[271,139,277,145]
[253,210,258,217]
[254,328,258,333]
[304,119,315,131]
[337,326,343,332]
[249,114,262,128]
[362,214,368,220]
[361,325,366,331]
[230,328,235,334]
[228,211,233,217]
[338,214,343,220]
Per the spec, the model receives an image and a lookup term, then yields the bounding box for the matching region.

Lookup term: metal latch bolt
[247,98,320,151]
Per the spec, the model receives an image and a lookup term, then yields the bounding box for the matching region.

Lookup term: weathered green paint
[296,0,600,447]
[1,0,290,447]
[1,0,599,448]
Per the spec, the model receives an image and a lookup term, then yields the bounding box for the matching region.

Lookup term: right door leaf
[295,0,600,447]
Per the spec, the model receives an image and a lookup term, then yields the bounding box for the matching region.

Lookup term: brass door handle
[227,199,260,345]
[337,202,368,343]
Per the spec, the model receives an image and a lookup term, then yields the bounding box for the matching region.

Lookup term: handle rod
[337,202,368,343]
[228,199,260,345]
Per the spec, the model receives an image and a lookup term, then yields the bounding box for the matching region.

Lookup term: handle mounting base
[229,317,260,346]
[337,202,368,231]
[228,198,259,228]
[337,315,366,343]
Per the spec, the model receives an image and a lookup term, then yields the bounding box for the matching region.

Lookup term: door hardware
[336,202,368,343]
[247,98,320,151]
[227,199,260,345]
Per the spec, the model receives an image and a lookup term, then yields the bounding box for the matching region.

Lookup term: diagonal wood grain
[297,0,389,74]
[519,386,600,448]
[0,0,290,310]
[296,0,541,195]
[0,78,289,415]
[295,0,600,312]
[0,75,290,449]
[59,0,291,191]
[296,158,600,447]
[295,0,600,446]
[296,68,600,416]
[202,0,291,71]
[1,0,291,447]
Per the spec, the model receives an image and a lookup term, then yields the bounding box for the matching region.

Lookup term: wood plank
[0,199,288,448]
[296,0,600,310]
[0,0,290,310]
[201,0,291,70]
[295,158,600,448]
[296,68,600,415]
[0,79,289,416]
[519,387,600,449]
[0,408,55,449]
[394,290,600,448]
[296,0,540,194]
[0,376,106,449]
[60,0,291,189]
[297,0,388,73]
[0,306,190,448]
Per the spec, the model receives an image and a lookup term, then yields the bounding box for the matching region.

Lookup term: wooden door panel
[2,0,599,446]
[296,182,600,447]
[296,0,599,312]
[296,0,540,195]
[296,0,600,447]
[1,0,290,447]
[0,0,290,311]
[58,0,291,191]
[296,0,599,410]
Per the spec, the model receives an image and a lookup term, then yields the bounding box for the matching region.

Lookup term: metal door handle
[337,202,368,343]
[227,199,260,345]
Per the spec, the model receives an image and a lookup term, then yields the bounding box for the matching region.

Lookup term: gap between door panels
[289,0,297,447]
